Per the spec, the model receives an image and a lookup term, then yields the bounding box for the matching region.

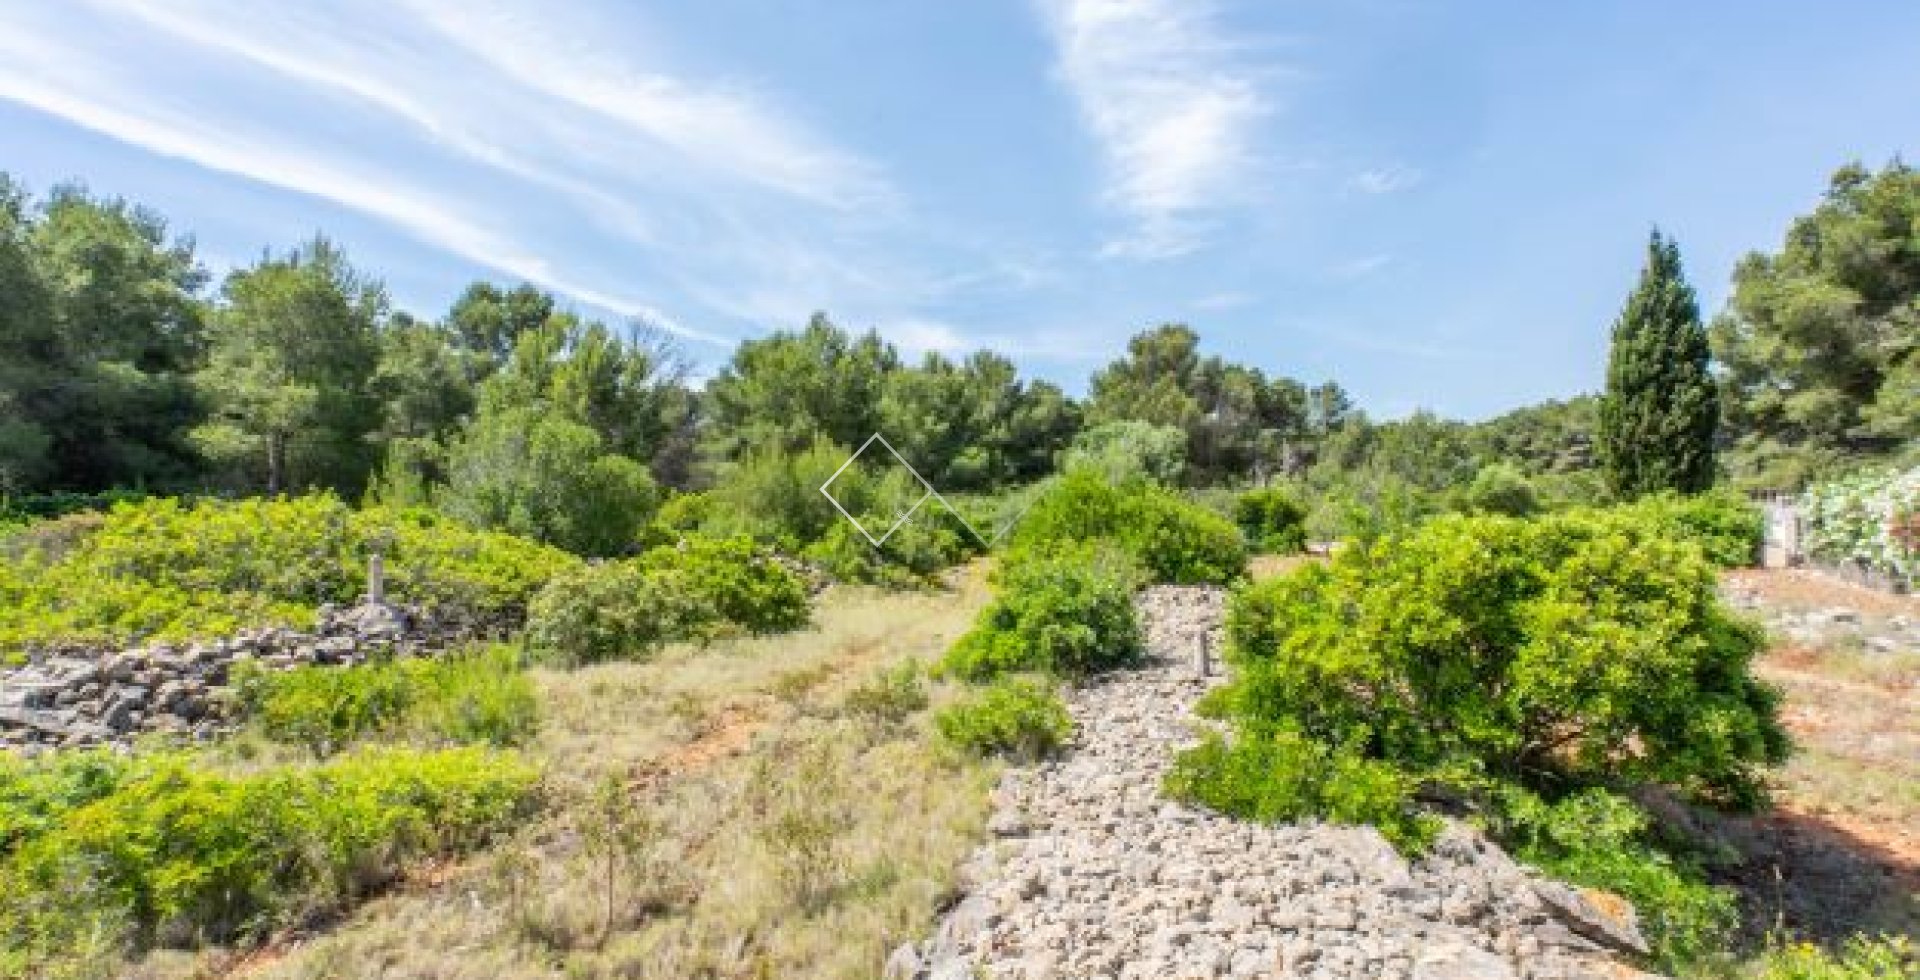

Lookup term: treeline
[2,158,1914,538]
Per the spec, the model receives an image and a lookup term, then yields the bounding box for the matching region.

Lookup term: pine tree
[1598,230,1719,498]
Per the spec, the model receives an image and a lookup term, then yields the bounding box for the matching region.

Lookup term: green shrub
[1009,469,1245,584]
[1233,486,1309,553]
[522,561,712,667]
[0,749,136,857]
[1164,724,1438,853]
[841,659,930,727]
[938,545,1144,681]
[1748,935,1918,980]
[635,534,810,635]
[234,645,537,756]
[1485,786,1737,970]
[934,677,1074,759]
[1456,462,1541,517]
[0,495,579,654]
[1059,419,1188,485]
[1205,512,1787,808]
[0,746,537,963]
[1592,490,1763,568]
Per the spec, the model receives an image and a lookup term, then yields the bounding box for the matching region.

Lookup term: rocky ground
[895,586,1653,980]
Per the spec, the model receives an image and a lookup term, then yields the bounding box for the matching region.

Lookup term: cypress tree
[1598,229,1719,498]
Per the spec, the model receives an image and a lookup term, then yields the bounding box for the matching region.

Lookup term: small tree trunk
[266,431,286,495]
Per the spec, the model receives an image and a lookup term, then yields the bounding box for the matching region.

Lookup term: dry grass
[133,564,999,980]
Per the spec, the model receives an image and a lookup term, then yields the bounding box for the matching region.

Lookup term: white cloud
[0,26,727,345]
[1038,0,1269,259]
[1349,164,1422,195]
[1193,290,1253,311]
[396,0,893,211]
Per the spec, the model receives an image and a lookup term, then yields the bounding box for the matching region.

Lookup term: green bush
[522,561,712,667]
[1485,786,1737,970]
[934,676,1074,759]
[1009,469,1246,585]
[1164,723,1438,853]
[1205,512,1788,808]
[1456,462,1541,517]
[938,545,1144,681]
[233,645,537,756]
[1233,486,1309,553]
[636,534,810,636]
[0,495,579,654]
[1748,935,1918,979]
[0,749,136,857]
[1059,419,1188,485]
[0,746,537,966]
[1593,490,1763,568]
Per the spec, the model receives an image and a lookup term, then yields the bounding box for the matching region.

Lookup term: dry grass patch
[171,564,999,979]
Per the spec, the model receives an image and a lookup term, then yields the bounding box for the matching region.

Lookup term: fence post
[1196,632,1212,678]
[367,550,386,605]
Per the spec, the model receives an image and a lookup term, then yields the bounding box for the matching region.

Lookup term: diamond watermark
[820,433,1034,549]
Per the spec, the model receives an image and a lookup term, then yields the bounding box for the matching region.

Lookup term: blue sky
[2,1,1915,419]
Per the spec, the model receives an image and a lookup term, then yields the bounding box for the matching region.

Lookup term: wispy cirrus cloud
[1348,164,1422,195]
[1037,0,1271,260]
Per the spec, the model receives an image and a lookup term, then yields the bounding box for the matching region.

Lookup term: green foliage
[0,749,135,856]
[0,746,537,966]
[439,403,658,557]
[524,535,812,666]
[1200,510,1788,812]
[1164,724,1438,854]
[1485,786,1737,970]
[1061,419,1189,485]
[232,645,537,756]
[1588,490,1764,568]
[522,561,711,668]
[939,545,1143,681]
[1009,469,1246,584]
[1598,229,1717,498]
[1456,462,1541,517]
[1714,161,1920,489]
[1747,936,1918,980]
[1233,486,1308,552]
[0,495,579,653]
[933,676,1074,760]
[635,534,810,635]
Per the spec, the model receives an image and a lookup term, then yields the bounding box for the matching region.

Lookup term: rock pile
[894,586,1657,980]
[0,601,482,752]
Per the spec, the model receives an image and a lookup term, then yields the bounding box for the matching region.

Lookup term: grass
[132,564,1000,978]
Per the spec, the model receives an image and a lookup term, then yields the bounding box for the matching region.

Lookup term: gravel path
[894,587,1657,980]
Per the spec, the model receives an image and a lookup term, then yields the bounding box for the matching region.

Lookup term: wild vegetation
[0,155,1913,978]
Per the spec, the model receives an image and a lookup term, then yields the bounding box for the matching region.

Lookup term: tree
[702,313,897,460]
[1712,161,1920,488]
[446,281,554,372]
[191,237,384,494]
[439,403,657,556]
[1598,230,1717,498]
[0,176,55,493]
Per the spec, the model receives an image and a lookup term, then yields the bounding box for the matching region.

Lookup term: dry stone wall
[0,602,488,753]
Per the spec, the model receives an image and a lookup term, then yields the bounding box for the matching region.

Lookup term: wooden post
[367,550,386,605]
[1197,632,1212,678]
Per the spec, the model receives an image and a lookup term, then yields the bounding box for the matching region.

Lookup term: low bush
[1593,490,1764,568]
[522,562,713,667]
[635,534,810,636]
[233,645,537,756]
[1233,486,1309,553]
[0,495,579,654]
[525,537,814,666]
[1485,786,1737,970]
[0,748,136,857]
[1455,462,1541,517]
[1203,512,1787,808]
[1008,469,1245,584]
[934,676,1074,760]
[938,545,1144,681]
[1747,935,1917,979]
[0,746,538,968]
[1164,724,1438,853]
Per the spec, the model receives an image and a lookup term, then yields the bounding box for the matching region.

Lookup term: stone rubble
[897,586,1658,980]
[1720,584,1919,655]
[0,601,485,753]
